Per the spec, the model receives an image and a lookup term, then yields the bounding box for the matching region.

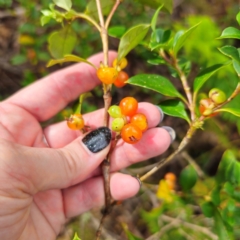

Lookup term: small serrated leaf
[217,27,240,40]
[53,0,72,11]
[47,54,97,68]
[118,24,150,60]
[159,99,190,124]
[127,74,185,100]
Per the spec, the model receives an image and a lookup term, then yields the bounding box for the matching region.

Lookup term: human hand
[0,52,172,240]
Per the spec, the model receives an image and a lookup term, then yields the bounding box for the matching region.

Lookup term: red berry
[121,123,142,144]
[119,97,138,117]
[114,71,129,88]
[97,67,118,84]
[130,113,148,132]
[67,114,85,130]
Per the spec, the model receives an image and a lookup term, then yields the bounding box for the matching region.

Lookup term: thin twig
[140,126,196,182]
[74,13,101,32]
[105,0,121,30]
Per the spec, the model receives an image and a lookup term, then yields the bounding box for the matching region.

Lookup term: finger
[63,173,140,218]
[43,102,163,148]
[4,51,117,121]
[0,127,112,193]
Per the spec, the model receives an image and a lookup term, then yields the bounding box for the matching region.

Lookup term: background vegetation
[0,0,239,239]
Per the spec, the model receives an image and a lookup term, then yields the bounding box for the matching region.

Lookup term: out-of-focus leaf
[217,27,240,40]
[47,54,97,68]
[48,26,77,59]
[233,59,240,76]
[118,24,150,60]
[179,165,198,191]
[237,12,240,25]
[19,35,35,45]
[147,57,165,65]
[53,0,72,11]
[122,223,143,240]
[156,180,173,203]
[41,15,52,26]
[135,0,173,13]
[72,232,81,240]
[217,150,240,185]
[213,208,230,240]
[201,201,215,217]
[75,92,93,114]
[85,0,114,19]
[211,186,221,206]
[193,62,230,95]
[108,26,126,38]
[151,5,163,31]
[215,108,240,118]
[223,182,234,196]
[11,54,27,65]
[159,99,190,124]
[218,46,240,62]
[127,74,185,100]
[222,198,235,230]
[172,22,201,56]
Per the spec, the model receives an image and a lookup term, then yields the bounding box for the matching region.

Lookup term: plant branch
[75,13,101,32]
[105,0,121,30]
[140,125,196,182]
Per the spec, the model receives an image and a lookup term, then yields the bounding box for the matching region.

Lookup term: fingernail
[133,176,142,188]
[161,126,176,143]
[155,105,164,122]
[82,127,111,153]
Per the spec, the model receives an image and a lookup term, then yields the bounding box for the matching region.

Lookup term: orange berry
[97,67,118,84]
[164,172,177,182]
[119,97,138,117]
[113,58,128,70]
[114,71,129,88]
[67,114,85,130]
[130,113,148,132]
[121,123,142,144]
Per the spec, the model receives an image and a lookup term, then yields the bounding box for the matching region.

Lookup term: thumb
[5,127,111,194]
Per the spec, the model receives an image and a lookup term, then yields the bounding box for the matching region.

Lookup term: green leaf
[237,12,240,25]
[108,26,126,38]
[72,232,81,240]
[147,57,165,65]
[215,108,240,118]
[159,99,190,124]
[151,5,163,31]
[135,0,173,13]
[223,182,234,196]
[127,74,185,99]
[122,223,143,240]
[40,15,52,26]
[217,27,240,40]
[217,150,240,185]
[211,186,221,206]
[118,24,150,60]
[218,46,240,62]
[193,62,230,94]
[213,208,230,240]
[172,22,201,56]
[76,92,93,114]
[149,28,171,50]
[53,0,72,11]
[201,201,215,218]
[48,26,77,59]
[85,0,114,19]
[233,59,240,76]
[179,165,198,191]
[47,54,97,68]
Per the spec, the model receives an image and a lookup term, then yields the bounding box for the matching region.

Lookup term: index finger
[5,51,117,121]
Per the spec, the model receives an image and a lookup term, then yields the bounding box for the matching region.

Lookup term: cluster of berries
[199,88,226,117]
[108,97,148,144]
[96,57,129,88]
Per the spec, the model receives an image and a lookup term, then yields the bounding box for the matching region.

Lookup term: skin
[0,51,171,240]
